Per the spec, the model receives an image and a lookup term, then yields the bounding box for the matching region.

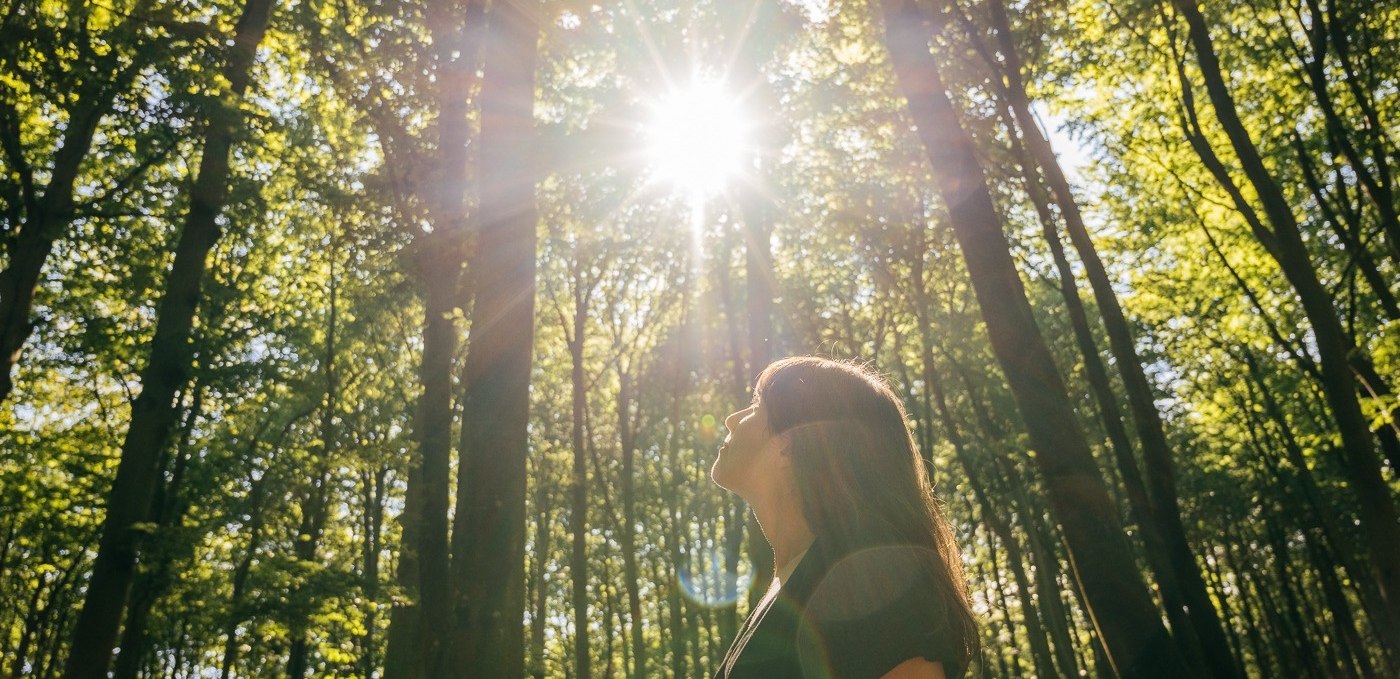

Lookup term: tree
[60,0,278,674]
[448,1,540,675]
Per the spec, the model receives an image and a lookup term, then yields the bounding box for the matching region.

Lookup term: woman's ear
[773,431,794,464]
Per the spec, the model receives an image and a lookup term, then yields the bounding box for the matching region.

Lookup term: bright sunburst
[643,80,749,199]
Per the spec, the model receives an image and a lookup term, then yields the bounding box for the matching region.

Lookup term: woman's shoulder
[803,543,948,623]
[797,543,963,679]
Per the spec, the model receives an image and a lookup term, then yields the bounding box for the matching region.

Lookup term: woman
[711,356,978,679]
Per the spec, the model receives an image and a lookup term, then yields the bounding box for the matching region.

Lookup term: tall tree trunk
[1295,0,1400,265]
[567,288,591,679]
[448,1,539,675]
[725,0,782,608]
[617,371,646,678]
[381,1,481,675]
[359,465,387,679]
[1291,135,1400,321]
[1012,122,1209,674]
[0,93,100,402]
[715,223,748,640]
[111,381,203,679]
[877,3,1190,675]
[1171,0,1400,641]
[665,363,689,679]
[528,478,551,679]
[59,0,277,674]
[381,443,424,679]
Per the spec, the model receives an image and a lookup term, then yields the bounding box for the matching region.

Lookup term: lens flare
[678,543,753,608]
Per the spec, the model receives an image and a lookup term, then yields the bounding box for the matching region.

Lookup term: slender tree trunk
[1295,0,1400,265]
[221,473,271,679]
[878,2,1189,675]
[617,371,646,678]
[1012,123,1209,674]
[567,289,592,679]
[984,523,1024,675]
[1238,349,1391,639]
[724,0,782,609]
[381,1,481,674]
[1172,0,1400,642]
[448,2,539,675]
[59,1,276,675]
[110,382,203,679]
[1292,133,1400,321]
[528,471,552,679]
[381,447,424,679]
[419,4,479,674]
[666,376,688,679]
[714,223,749,639]
[359,465,387,679]
[1262,520,1325,678]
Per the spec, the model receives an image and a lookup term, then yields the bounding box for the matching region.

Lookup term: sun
[643,80,750,199]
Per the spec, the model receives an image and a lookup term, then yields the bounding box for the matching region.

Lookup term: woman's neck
[751,493,815,581]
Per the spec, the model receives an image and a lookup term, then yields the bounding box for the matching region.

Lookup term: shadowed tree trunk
[877,2,1191,675]
[358,465,388,679]
[381,445,423,679]
[414,8,477,673]
[59,0,277,675]
[722,0,783,612]
[381,0,483,675]
[565,269,594,679]
[527,474,552,679]
[921,342,1058,679]
[1007,112,1210,674]
[1294,0,1400,266]
[448,1,539,675]
[617,370,646,678]
[110,380,204,679]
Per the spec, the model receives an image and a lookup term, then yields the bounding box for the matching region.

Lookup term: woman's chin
[710,460,728,489]
[711,455,737,492]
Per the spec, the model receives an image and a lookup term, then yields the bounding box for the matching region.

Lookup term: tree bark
[617,371,646,678]
[60,0,276,674]
[877,2,1190,675]
[358,465,388,679]
[567,281,591,679]
[910,259,1067,679]
[448,1,539,675]
[110,381,203,679]
[381,0,482,674]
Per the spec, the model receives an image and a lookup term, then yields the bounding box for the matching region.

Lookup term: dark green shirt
[715,537,964,679]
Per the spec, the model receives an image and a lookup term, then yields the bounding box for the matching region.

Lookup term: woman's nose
[723,408,743,432]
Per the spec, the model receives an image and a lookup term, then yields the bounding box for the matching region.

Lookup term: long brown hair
[754,356,979,669]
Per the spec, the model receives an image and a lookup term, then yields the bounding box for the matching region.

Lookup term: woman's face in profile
[712,399,786,498]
